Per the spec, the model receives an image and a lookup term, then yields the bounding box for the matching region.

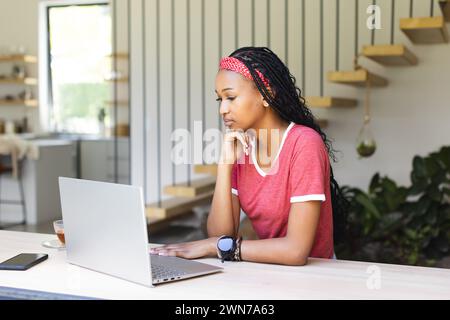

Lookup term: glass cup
[53,220,65,245]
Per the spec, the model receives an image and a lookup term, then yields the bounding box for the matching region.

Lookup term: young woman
[150,47,347,266]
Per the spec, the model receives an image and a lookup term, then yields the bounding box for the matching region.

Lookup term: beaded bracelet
[233,236,243,261]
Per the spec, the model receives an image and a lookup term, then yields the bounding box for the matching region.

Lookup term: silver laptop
[58,177,222,287]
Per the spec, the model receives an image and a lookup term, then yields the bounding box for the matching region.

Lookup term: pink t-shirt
[231,123,334,259]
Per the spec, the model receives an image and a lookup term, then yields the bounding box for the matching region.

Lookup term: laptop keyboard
[151,263,188,281]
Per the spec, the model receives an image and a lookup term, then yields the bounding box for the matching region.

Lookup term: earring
[263,101,269,107]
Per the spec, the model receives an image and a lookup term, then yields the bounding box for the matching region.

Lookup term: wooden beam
[328,69,388,87]
[0,55,37,63]
[164,177,216,197]
[306,96,357,108]
[440,0,450,22]
[400,16,449,44]
[194,164,218,176]
[146,190,214,220]
[362,44,418,66]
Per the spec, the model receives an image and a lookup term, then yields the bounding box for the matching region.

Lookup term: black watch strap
[217,236,242,262]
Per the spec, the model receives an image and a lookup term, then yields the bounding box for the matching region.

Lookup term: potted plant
[336,146,450,267]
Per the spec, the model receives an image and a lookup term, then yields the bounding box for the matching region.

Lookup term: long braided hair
[229,46,348,244]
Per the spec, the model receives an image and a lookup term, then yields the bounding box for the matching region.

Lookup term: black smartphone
[0,253,48,271]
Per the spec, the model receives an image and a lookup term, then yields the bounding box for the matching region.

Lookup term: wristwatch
[216,236,235,262]
[216,235,242,263]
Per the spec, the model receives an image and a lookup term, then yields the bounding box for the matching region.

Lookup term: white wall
[1,0,449,205]
[128,0,450,204]
[0,0,40,132]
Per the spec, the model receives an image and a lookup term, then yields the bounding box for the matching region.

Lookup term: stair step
[147,211,195,233]
[164,177,216,197]
[440,0,450,22]
[194,164,218,176]
[146,190,214,219]
[328,69,388,87]
[306,96,357,108]
[400,16,449,44]
[362,44,418,66]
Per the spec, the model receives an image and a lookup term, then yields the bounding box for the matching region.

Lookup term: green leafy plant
[336,146,450,267]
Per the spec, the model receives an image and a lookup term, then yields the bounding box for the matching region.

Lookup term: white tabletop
[1,230,450,300]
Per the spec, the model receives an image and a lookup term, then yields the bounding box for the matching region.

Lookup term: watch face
[218,238,234,251]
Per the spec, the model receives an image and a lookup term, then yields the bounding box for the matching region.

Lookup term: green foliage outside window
[57,83,109,121]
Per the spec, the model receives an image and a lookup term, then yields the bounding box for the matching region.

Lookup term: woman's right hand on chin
[219,129,250,165]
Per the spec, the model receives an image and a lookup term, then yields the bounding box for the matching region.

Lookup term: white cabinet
[80,138,130,184]
[22,140,76,224]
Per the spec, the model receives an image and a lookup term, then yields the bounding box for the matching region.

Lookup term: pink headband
[219,56,270,88]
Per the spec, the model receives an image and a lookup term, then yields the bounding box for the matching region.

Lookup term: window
[45,2,111,134]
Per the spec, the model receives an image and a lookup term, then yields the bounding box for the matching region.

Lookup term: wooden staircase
[164,176,216,198]
[195,164,218,176]
[306,97,357,108]
[146,190,214,220]
[400,16,449,44]
[146,173,216,229]
[146,165,217,230]
[328,69,388,87]
[311,1,450,120]
[145,3,450,235]
[362,44,418,66]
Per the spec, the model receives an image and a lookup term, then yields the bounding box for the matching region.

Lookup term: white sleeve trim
[290,194,325,203]
[231,188,239,196]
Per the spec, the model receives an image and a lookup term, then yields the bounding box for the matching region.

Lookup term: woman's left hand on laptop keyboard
[150,237,220,259]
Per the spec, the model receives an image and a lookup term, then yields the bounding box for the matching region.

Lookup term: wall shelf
[0,99,38,107]
[306,96,357,108]
[0,56,38,115]
[0,55,37,63]
[400,16,449,44]
[0,77,38,85]
[362,44,418,66]
[328,69,388,87]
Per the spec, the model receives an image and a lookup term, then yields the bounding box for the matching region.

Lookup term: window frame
[38,0,109,133]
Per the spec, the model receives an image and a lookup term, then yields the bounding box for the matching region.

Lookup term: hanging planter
[356,71,377,158]
[356,116,377,158]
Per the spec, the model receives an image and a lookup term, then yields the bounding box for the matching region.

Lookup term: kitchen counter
[0,138,76,225]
